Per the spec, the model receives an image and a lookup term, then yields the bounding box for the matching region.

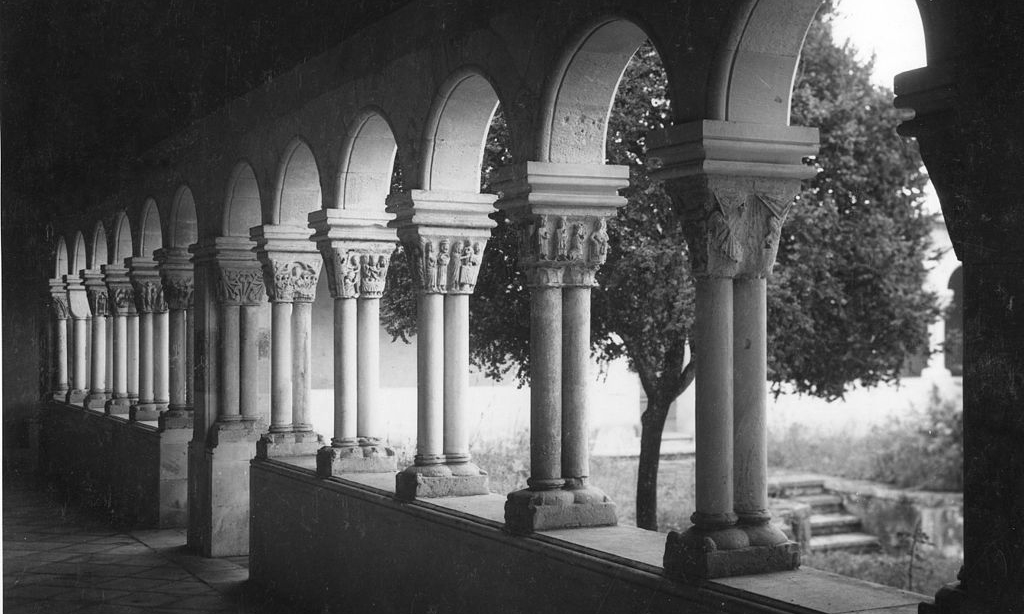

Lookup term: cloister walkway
[2,470,311,614]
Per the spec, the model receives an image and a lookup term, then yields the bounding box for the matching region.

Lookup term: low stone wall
[39,401,190,528]
[250,459,930,614]
[824,477,963,557]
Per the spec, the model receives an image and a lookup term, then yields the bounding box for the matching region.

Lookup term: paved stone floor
[3,471,315,613]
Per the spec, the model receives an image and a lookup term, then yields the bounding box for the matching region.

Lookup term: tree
[382,5,937,531]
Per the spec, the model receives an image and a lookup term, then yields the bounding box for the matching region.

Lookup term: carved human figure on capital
[436,239,451,290]
[556,217,569,260]
[588,218,609,265]
[533,217,551,261]
[569,222,586,261]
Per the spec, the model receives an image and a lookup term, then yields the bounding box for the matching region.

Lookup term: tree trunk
[636,396,672,530]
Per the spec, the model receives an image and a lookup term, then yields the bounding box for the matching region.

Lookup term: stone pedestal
[316,444,396,476]
[256,430,322,459]
[505,487,617,534]
[663,528,800,580]
[395,463,491,500]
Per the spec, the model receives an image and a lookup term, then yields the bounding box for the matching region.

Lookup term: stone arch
[538,19,651,164]
[112,211,133,264]
[705,0,823,124]
[168,185,199,248]
[336,108,398,210]
[89,221,109,269]
[420,68,501,193]
[223,162,263,237]
[71,232,87,274]
[272,138,322,225]
[138,198,163,257]
[54,236,70,278]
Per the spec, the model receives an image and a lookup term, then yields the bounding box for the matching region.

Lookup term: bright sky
[831,0,928,88]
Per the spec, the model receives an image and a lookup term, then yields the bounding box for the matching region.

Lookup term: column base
[316,444,397,477]
[51,389,69,402]
[395,463,491,500]
[158,408,194,431]
[504,486,617,534]
[663,524,800,580]
[130,403,164,422]
[256,430,323,459]
[105,397,132,416]
[84,392,110,410]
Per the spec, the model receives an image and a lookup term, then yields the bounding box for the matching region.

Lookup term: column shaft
[127,314,139,400]
[112,315,127,398]
[528,286,564,490]
[90,314,107,395]
[55,319,68,391]
[291,301,313,432]
[415,293,444,464]
[692,277,736,528]
[334,298,358,445]
[138,312,154,403]
[72,317,87,392]
[186,307,195,406]
[153,311,170,405]
[443,294,470,463]
[270,301,293,432]
[168,308,187,409]
[238,304,260,419]
[733,278,768,523]
[104,316,113,393]
[357,298,381,442]
[561,286,590,486]
[219,304,241,420]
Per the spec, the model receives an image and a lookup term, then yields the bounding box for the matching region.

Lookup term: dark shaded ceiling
[1,0,414,224]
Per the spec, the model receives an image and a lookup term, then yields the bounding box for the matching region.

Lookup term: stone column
[388,191,495,499]
[65,273,90,404]
[128,257,165,421]
[48,279,70,401]
[212,252,266,424]
[157,247,195,428]
[103,265,134,415]
[253,224,323,459]
[648,120,818,579]
[310,208,398,476]
[83,269,111,410]
[127,312,139,403]
[496,163,625,533]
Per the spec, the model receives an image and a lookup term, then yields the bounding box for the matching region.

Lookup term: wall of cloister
[9,0,1023,612]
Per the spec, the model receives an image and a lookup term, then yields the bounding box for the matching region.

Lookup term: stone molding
[251,224,323,304]
[646,120,819,279]
[156,247,195,311]
[493,161,628,288]
[127,257,167,314]
[386,190,496,295]
[48,279,69,319]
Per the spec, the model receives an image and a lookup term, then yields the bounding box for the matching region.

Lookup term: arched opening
[90,222,109,269]
[71,232,87,275]
[112,212,133,266]
[54,237,69,278]
[169,185,199,248]
[138,198,163,258]
[337,109,399,210]
[540,19,648,163]
[421,70,501,192]
[273,138,322,225]
[223,162,263,237]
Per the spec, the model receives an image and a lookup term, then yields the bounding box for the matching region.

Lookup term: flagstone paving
[3,474,314,613]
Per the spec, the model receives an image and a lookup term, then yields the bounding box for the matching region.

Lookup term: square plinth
[316,445,397,477]
[256,431,322,459]
[663,528,800,580]
[395,470,489,500]
[504,487,617,534]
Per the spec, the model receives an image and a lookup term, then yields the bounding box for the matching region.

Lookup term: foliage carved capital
[51,294,70,320]
[216,266,265,306]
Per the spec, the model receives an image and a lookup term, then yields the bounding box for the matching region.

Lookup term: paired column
[157,248,195,428]
[48,279,70,401]
[387,190,495,499]
[252,225,323,458]
[128,256,166,421]
[648,120,818,579]
[82,269,111,410]
[495,162,625,533]
[102,265,135,415]
[64,274,90,404]
[310,209,398,476]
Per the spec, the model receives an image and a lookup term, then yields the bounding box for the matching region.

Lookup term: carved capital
[216,266,265,306]
[162,275,194,311]
[514,214,610,288]
[51,294,70,320]
[86,287,110,317]
[404,237,487,295]
[108,285,136,315]
[262,258,322,303]
[358,252,390,299]
[132,280,167,313]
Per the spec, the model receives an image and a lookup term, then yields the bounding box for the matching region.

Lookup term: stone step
[767,474,827,498]
[809,532,881,553]
[809,513,863,536]
[792,493,845,514]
